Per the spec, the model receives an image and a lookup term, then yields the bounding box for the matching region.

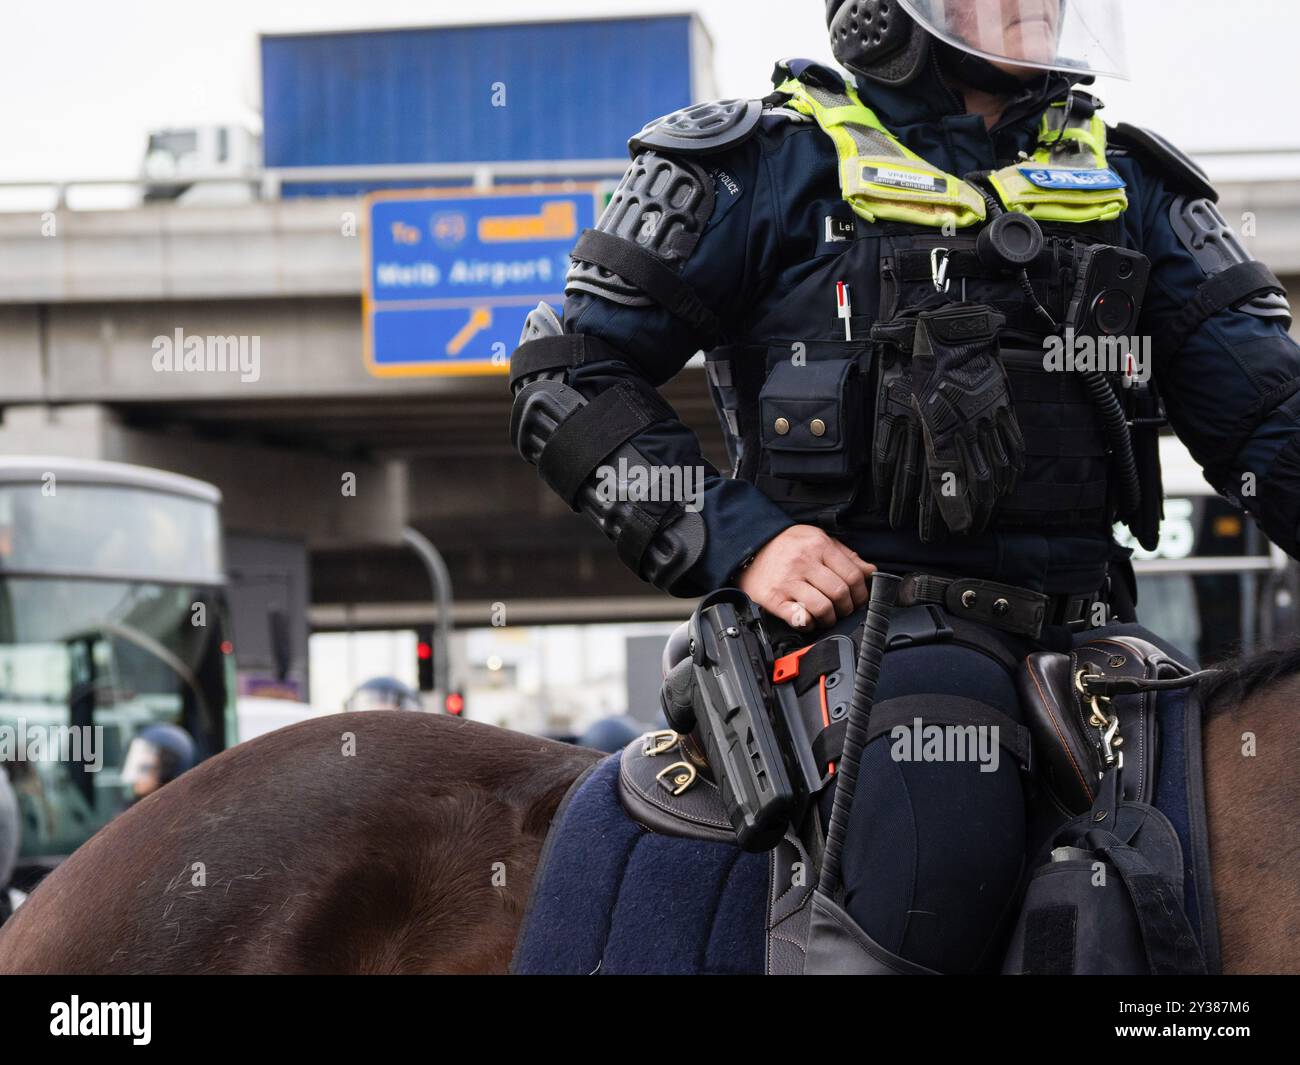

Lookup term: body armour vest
[705,64,1154,544]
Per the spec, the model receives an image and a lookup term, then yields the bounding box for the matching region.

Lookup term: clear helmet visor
[897,0,1128,79]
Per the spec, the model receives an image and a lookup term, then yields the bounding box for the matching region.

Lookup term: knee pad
[829,643,1032,973]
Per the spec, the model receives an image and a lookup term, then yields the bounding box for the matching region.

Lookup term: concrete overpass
[1,177,1298,628]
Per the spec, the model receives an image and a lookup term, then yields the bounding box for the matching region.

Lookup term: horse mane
[1198,638,1300,712]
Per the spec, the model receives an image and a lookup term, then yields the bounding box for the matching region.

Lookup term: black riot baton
[816,571,900,897]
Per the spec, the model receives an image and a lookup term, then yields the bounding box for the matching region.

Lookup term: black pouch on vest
[758,357,865,482]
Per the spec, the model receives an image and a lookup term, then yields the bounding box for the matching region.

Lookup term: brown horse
[0,649,1296,974]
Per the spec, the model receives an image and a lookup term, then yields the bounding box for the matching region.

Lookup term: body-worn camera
[1064,244,1151,338]
[1063,243,1164,551]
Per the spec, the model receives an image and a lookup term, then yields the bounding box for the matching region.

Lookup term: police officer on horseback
[509,0,1298,973]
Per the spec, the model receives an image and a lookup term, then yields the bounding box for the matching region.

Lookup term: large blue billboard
[363,186,601,376]
[262,17,706,172]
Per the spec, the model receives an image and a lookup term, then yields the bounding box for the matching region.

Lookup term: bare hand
[736,525,875,631]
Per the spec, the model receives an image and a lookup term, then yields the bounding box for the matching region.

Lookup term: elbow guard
[510,376,706,595]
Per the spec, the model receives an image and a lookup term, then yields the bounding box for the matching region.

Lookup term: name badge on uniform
[1017,166,1127,191]
[824,216,856,243]
[861,164,945,194]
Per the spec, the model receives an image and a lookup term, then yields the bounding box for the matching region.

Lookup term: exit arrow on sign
[446,307,493,356]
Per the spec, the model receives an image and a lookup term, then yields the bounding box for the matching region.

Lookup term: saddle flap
[1018,649,1097,814]
[1018,634,1190,812]
[803,891,940,975]
[766,832,816,976]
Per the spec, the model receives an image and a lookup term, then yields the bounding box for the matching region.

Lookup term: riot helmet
[825,1,1127,87]
[344,676,424,712]
[122,723,197,799]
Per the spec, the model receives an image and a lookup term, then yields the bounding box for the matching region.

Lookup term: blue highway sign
[363,186,601,376]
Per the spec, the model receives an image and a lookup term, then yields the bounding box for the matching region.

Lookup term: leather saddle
[1017,634,1191,814]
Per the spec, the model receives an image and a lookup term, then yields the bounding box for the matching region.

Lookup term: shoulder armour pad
[628,99,763,158]
[1108,122,1218,203]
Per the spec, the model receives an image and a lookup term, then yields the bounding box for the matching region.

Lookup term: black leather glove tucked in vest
[908,303,1025,538]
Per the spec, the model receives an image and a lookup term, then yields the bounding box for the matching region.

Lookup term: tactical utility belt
[659,572,1070,851]
[897,572,1106,637]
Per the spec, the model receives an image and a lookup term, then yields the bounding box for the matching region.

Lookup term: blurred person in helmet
[122,723,197,803]
[344,677,424,713]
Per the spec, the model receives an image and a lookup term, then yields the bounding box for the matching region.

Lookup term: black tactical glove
[908,303,1024,537]
[872,317,950,542]
[872,350,925,531]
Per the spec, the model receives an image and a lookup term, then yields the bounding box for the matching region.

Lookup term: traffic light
[416,624,434,693]
[444,690,465,716]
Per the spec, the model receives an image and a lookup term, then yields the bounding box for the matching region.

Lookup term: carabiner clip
[930,247,951,293]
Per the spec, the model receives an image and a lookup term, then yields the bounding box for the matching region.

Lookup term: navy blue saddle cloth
[511,749,770,975]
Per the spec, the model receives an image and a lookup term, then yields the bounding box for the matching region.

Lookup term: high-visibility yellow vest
[776,73,1128,229]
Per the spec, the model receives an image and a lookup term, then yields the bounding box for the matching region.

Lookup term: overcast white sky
[3,0,1297,182]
